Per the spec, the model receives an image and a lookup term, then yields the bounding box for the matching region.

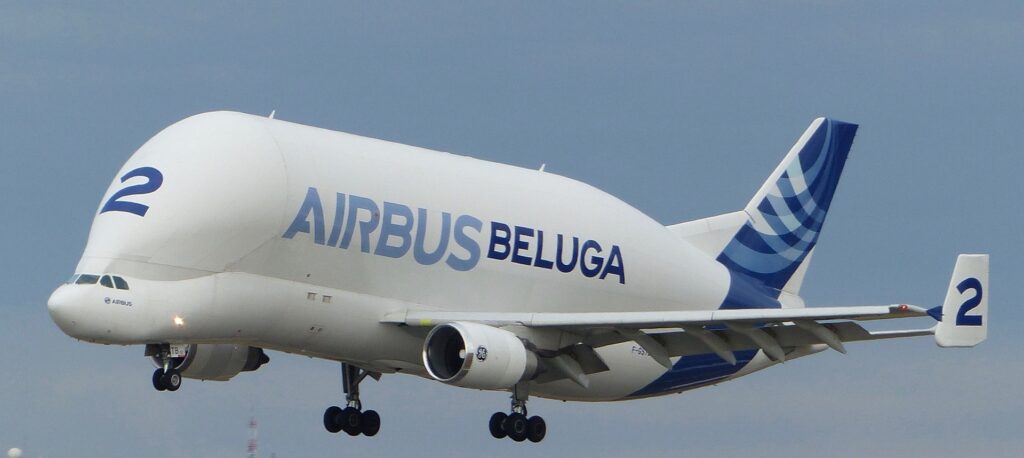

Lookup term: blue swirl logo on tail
[633,118,859,399]
[717,118,858,295]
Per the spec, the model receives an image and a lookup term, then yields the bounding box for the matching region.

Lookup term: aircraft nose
[47,285,81,335]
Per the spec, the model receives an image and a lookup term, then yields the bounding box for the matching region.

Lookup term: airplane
[48,112,988,443]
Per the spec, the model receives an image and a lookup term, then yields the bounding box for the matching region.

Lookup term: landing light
[174,316,185,327]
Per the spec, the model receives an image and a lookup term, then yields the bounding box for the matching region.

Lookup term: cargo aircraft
[48,112,988,443]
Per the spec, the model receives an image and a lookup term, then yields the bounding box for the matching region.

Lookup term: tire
[338,407,362,436]
[162,371,181,392]
[360,410,381,437]
[152,369,166,391]
[526,416,546,443]
[323,406,342,433]
[488,412,508,439]
[506,413,528,442]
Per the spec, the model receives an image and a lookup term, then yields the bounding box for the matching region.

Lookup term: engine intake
[423,321,536,390]
[150,344,269,381]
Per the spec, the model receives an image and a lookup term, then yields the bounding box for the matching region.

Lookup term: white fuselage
[49,111,786,401]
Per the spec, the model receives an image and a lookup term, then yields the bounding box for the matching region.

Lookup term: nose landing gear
[152,367,181,391]
[322,363,382,437]
[488,383,546,443]
[149,344,183,392]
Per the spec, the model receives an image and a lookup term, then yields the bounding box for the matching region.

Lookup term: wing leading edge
[382,304,928,330]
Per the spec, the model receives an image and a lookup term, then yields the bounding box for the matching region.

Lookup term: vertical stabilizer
[717,118,858,296]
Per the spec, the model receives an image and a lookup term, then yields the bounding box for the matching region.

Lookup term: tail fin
[934,254,989,347]
[716,118,858,295]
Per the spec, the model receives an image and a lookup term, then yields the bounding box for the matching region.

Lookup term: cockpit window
[75,274,100,285]
[71,273,129,289]
[113,276,129,290]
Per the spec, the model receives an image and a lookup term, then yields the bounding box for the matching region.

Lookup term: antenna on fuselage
[268,110,276,119]
[538,163,546,172]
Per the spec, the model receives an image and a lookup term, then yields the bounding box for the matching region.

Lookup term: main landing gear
[488,383,546,443]
[323,363,381,437]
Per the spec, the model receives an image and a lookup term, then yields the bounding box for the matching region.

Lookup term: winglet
[935,254,989,347]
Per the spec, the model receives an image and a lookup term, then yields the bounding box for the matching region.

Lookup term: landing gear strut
[150,344,182,392]
[489,383,546,443]
[323,363,381,437]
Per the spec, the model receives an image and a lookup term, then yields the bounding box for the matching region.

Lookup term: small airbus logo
[104,297,133,307]
[475,346,488,361]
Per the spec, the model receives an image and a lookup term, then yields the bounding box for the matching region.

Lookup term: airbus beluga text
[48,112,988,443]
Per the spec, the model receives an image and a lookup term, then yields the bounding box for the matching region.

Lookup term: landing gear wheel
[323,406,342,433]
[324,363,383,437]
[360,410,381,437]
[489,412,508,439]
[526,416,546,443]
[338,406,362,436]
[505,413,528,442]
[152,369,166,391]
[161,370,181,391]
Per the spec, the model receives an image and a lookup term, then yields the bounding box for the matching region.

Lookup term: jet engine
[423,321,537,390]
[150,344,269,381]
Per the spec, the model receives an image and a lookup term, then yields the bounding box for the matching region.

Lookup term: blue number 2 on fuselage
[955,277,983,326]
[100,167,164,217]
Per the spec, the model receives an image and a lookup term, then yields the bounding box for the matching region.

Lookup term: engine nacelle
[423,321,537,390]
[150,344,269,381]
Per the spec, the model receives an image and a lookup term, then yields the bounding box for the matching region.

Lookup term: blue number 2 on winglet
[955,277,983,326]
[100,167,164,217]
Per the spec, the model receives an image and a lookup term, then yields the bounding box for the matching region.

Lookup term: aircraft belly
[210,273,426,367]
[529,342,667,401]
[531,346,779,402]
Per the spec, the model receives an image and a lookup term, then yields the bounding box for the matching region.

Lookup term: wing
[383,254,987,386]
[383,304,933,367]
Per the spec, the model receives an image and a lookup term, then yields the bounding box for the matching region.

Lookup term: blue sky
[1,2,1021,457]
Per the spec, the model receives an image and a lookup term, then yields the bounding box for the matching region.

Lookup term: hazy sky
[2,2,1022,457]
